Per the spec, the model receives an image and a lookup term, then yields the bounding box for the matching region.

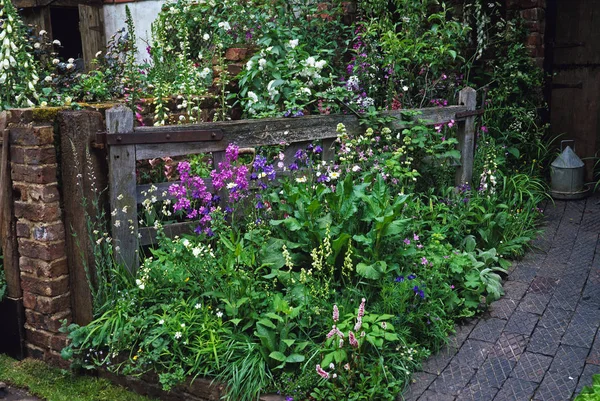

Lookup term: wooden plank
[455,87,477,186]
[59,110,106,324]
[134,106,467,160]
[106,106,138,273]
[139,222,196,247]
[0,115,21,299]
[78,4,105,71]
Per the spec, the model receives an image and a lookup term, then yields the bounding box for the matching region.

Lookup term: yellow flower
[133,355,138,361]
[185,277,190,282]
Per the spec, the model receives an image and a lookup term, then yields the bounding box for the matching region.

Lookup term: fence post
[455,87,477,187]
[106,106,138,273]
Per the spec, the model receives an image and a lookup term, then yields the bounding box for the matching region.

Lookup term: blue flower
[408,274,416,280]
[395,276,405,283]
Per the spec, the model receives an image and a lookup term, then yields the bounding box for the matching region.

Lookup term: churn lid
[551,146,584,169]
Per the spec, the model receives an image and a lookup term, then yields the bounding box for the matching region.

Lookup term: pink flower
[326,325,344,339]
[481,126,488,133]
[354,318,362,332]
[332,305,339,322]
[357,298,366,319]
[348,331,359,348]
[413,234,420,241]
[316,364,330,379]
[447,119,455,128]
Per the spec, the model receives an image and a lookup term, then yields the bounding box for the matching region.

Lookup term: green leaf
[356,261,387,280]
[282,339,296,347]
[229,318,242,326]
[285,353,305,363]
[257,318,277,329]
[269,351,287,362]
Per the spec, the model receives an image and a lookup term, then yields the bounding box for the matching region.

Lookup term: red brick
[23,291,71,314]
[33,223,65,242]
[25,324,52,348]
[25,309,71,332]
[224,47,249,61]
[18,238,66,261]
[11,146,57,165]
[22,184,60,202]
[7,109,34,124]
[10,126,54,146]
[45,350,70,369]
[21,274,69,297]
[11,164,57,184]
[20,257,68,278]
[16,221,31,238]
[48,333,69,351]
[14,201,61,221]
[25,343,45,360]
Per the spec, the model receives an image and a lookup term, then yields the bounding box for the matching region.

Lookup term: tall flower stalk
[0,0,39,109]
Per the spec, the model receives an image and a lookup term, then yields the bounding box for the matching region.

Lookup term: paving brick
[453,340,492,369]
[489,332,528,361]
[538,307,573,330]
[547,291,580,311]
[534,371,578,401]
[508,266,538,284]
[448,320,477,349]
[511,352,552,383]
[580,282,600,307]
[469,318,506,343]
[529,276,559,294]
[561,306,600,348]
[575,364,600,396]
[517,293,551,315]
[527,327,562,356]
[493,377,538,401]
[586,331,600,365]
[489,298,518,320]
[421,346,458,375]
[502,281,529,301]
[504,311,539,336]
[427,363,475,396]
[455,382,499,401]
[469,357,515,389]
[417,390,456,401]
[548,345,588,375]
[401,371,437,401]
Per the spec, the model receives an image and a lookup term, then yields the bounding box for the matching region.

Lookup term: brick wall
[5,109,71,367]
[506,0,546,68]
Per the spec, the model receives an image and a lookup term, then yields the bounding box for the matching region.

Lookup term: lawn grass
[0,354,157,401]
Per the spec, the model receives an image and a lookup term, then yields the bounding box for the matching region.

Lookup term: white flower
[402,85,409,92]
[216,311,223,318]
[258,58,266,70]
[33,42,40,49]
[195,303,202,309]
[246,59,253,71]
[199,67,211,79]
[52,58,59,65]
[117,194,124,200]
[315,60,326,69]
[226,182,236,189]
[174,331,182,339]
[39,30,47,35]
[40,101,47,107]
[329,171,341,180]
[66,63,74,70]
[352,165,361,172]
[192,247,202,257]
[247,91,258,103]
[122,205,129,213]
[64,96,72,105]
[218,21,231,31]
[44,75,52,83]
[300,87,311,96]
[158,319,164,325]
[68,58,75,63]
[289,39,299,48]
[52,40,61,46]
[95,51,102,57]
[182,239,190,248]
[114,220,121,228]
[305,56,316,67]
[179,115,185,121]
[203,33,210,40]
[180,323,185,328]
[295,176,307,183]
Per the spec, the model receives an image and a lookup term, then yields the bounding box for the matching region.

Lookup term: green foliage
[576,374,600,401]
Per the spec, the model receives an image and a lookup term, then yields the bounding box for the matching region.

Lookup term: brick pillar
[8,114,71,367]
[507,0,546,68]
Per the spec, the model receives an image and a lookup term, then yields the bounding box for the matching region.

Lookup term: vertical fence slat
[0,112,21,299]
[322,138,336,163]
[106,106,138,273]
[455,87,477,186]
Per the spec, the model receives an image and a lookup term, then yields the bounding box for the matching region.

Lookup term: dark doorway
[50,7,84,60]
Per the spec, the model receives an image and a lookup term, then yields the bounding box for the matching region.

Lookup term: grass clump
[0,354,156,401]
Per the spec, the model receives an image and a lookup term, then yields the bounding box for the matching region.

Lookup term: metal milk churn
[550,141,588,200]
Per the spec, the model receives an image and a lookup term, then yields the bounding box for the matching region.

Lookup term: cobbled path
[401,195,600,401]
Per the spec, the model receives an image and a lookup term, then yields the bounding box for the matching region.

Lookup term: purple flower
[289,163,299,171]
[395,276,405,282]
[407,274,416,280]
[313,145,323,154]
[403,238,411,245]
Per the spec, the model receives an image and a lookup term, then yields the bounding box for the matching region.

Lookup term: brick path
[401,196,600,401]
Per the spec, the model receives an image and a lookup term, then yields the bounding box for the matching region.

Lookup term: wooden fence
[102,87,478,272]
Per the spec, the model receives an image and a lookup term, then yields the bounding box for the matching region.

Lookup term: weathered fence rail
[102,87,478,271]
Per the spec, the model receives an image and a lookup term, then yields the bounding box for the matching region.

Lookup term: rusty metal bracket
[96,129,224,146]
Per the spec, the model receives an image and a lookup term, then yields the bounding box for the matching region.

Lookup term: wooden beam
[455,87,477,186]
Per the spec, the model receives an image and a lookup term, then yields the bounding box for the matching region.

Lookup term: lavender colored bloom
[250,172,258,180]
[253,155,267,170]
[395,276,405,282]
[294,150,304,159]
[205,228,215,237]
[407,274,416,280]
[293,110,304,117]
[289,163,299,171]
[313,145,323,154]
[256,201,264,209]
[403,238,411,245]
